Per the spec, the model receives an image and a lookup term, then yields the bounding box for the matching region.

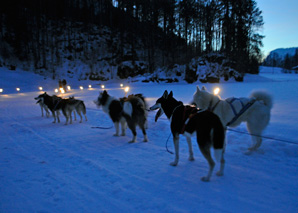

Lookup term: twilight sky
[257,0,298,56]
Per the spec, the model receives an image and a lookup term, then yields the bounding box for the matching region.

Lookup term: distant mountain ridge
[268,47,298,58]
[263,47,298,68]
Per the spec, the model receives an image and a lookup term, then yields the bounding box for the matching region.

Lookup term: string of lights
[0,84,130,95]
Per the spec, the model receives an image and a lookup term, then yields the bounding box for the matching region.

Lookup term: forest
[0,0,264,81]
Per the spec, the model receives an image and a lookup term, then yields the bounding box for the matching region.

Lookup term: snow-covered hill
[268,47,298,58]
[0,66,298,212]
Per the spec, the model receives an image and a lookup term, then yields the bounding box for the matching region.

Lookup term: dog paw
[128,140,136,143]
[201,176,210,182]
[244,150,253,155]
[248,146,257,151]
[113,134,119,136]
[188,156,195,161]
[143,139,148,142]
[121,133,126,136]
[216,171,224,176]
[170,162,178,166]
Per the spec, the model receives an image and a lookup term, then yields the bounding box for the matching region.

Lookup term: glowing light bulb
[124,87,129,93]
[67,86,71,91]
[39,87,43,91]
[55,89,59,93]
[213,87,220,95]
[89,85,92,88]
[80,86,84,90]
[101,85,105,89]
[16,88,20,92]
[120,84,123,87]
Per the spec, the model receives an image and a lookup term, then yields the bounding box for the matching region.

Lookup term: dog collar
[208,97,220,112]
[169,104,183,121]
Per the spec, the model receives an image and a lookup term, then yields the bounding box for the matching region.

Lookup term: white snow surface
[0,66,298,212]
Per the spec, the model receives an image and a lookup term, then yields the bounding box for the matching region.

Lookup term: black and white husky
[193,86,273,151]
[150,90,225,182]
[35,92,87,125]
[94,90,148,143]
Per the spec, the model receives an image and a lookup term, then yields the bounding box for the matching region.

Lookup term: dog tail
[123,95,147,118]
[136,94,148,118]
[250,90,273,109]
[81,101,87,115]
[135,94,148,110]
[123,101,133,117]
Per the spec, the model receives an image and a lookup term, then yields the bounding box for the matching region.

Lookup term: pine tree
[284,54,292,70]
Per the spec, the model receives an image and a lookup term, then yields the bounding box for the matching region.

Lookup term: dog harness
[53,99,62,110]
[226,98,256,126]
[169,102,184,121]
[180,105,199,134]
[207,96,257,126]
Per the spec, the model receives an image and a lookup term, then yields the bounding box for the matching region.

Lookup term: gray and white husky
[61,97,87,125]
[192,86,273,151]
[94,90,148,143]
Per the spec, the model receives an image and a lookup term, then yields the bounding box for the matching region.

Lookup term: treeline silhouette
[0,0,264,76]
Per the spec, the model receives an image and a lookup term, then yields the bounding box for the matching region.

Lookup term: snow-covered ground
[0,66,298,212]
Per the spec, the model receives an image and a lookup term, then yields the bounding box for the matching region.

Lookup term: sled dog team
[35,93,87,125]
[35,86,273,181]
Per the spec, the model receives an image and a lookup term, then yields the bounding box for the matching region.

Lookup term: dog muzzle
[149,103,164,122]
[149,103,160,111]
[154,108,164,122]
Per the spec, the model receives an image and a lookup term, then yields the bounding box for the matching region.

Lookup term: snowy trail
[1,67,298,212]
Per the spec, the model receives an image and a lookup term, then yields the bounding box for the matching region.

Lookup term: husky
[127,93,149,129]
[35,95,50,117]
[150,90,225,182]
[68,96,77,121]
[35,93,62,122]
[35,92,87,125]
[94,90,148,143]
[60,96,87,125]
[192,86,273,151]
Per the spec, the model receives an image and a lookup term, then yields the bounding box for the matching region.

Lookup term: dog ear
[202,86,207,91]
[169,91,173,98]
[162,90,168,99]
[196,86,200,92]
